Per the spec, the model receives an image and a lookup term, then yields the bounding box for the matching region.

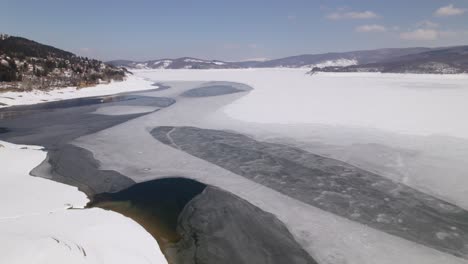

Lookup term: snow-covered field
[0,141,167,264]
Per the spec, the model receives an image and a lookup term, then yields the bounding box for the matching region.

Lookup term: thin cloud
[400,29,439,41]
[355,24,387,33]
[434,4,466,17]
[417,20,439,28]
[327,10,379,20]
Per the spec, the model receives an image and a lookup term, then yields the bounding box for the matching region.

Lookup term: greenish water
[88,177,206,244]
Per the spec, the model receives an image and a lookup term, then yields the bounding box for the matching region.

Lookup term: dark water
[88,177,206,243]
[181,85,244,97]
[0,93,174,148]
[0,95,138,120]
[87,177,318,264]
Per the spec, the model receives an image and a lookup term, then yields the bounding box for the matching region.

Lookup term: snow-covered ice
[136,69,468,139]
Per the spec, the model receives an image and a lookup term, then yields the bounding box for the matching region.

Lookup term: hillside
[108,57,241,70]
[0,34,126,92]
[108,44,468,74]
[312,46,468,74]
[251,47,432,68]
[108,47,431,70]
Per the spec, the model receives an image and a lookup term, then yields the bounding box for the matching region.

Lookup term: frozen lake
[2,69,468,264]
[136,69,468,138]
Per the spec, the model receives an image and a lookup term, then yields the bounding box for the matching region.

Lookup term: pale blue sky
[1,0,468,61]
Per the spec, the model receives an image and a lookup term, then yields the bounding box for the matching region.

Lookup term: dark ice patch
[181,85,244,97]
[151,126,468,259]
[169,186,318,264]
[33,144,135,195]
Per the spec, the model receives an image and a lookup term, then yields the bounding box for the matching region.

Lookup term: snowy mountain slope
[254,47,431,68]
[108,57,240,69]
[109,47,431,70]
[314,46,468,74]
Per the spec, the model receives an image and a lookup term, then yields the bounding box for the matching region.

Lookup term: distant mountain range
[108,46,468,74]
[108,47,432,69]
[312,46,468,74]
[108,57,238,70]
[0,34,126,92]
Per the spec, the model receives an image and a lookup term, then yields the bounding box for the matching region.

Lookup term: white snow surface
[0,141,167,264]
[0,75,155,108]
[307,58,358,68]
[136,69,468,139]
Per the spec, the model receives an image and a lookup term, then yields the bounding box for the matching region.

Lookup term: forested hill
[0,34,127,92]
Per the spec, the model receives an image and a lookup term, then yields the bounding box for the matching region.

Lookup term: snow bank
[0,141,167,264]
[0,75,155,108]
[0,141,87,217]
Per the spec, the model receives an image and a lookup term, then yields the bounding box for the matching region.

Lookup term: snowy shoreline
[0,140,168,264]
[0,75,156,108]
[0,73,170,262]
